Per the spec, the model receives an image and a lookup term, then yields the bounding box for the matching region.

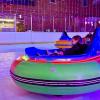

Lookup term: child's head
[72,35,81,45]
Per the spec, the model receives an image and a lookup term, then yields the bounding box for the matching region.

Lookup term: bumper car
[10,28,100,95]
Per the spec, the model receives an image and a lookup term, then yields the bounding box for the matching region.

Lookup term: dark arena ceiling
[0,0,99,17]
[0,0,99,32]
[0,0,36,5]
[0,0,100,6]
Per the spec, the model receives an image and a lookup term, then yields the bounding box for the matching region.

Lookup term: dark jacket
[64,42,87,55]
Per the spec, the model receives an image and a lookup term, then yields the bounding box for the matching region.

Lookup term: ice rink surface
[0,52,100,100]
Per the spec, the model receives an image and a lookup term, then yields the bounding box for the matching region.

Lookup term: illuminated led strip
[28,55,100,64]
[51,55,100,64]
[0,18,14,22]
[10,71,100,87]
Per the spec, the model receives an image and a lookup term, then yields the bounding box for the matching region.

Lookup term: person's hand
[46,50,52,55]
[58,51,64,55]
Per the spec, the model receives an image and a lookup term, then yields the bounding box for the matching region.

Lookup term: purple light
[85,21,87,24]
[19,15,22,19]
[98,21,100,24]
[88,22,90,24]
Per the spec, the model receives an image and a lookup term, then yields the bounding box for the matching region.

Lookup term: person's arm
[46,50,52,55]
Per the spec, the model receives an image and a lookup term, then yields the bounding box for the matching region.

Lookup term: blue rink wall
[0,32,90,52]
